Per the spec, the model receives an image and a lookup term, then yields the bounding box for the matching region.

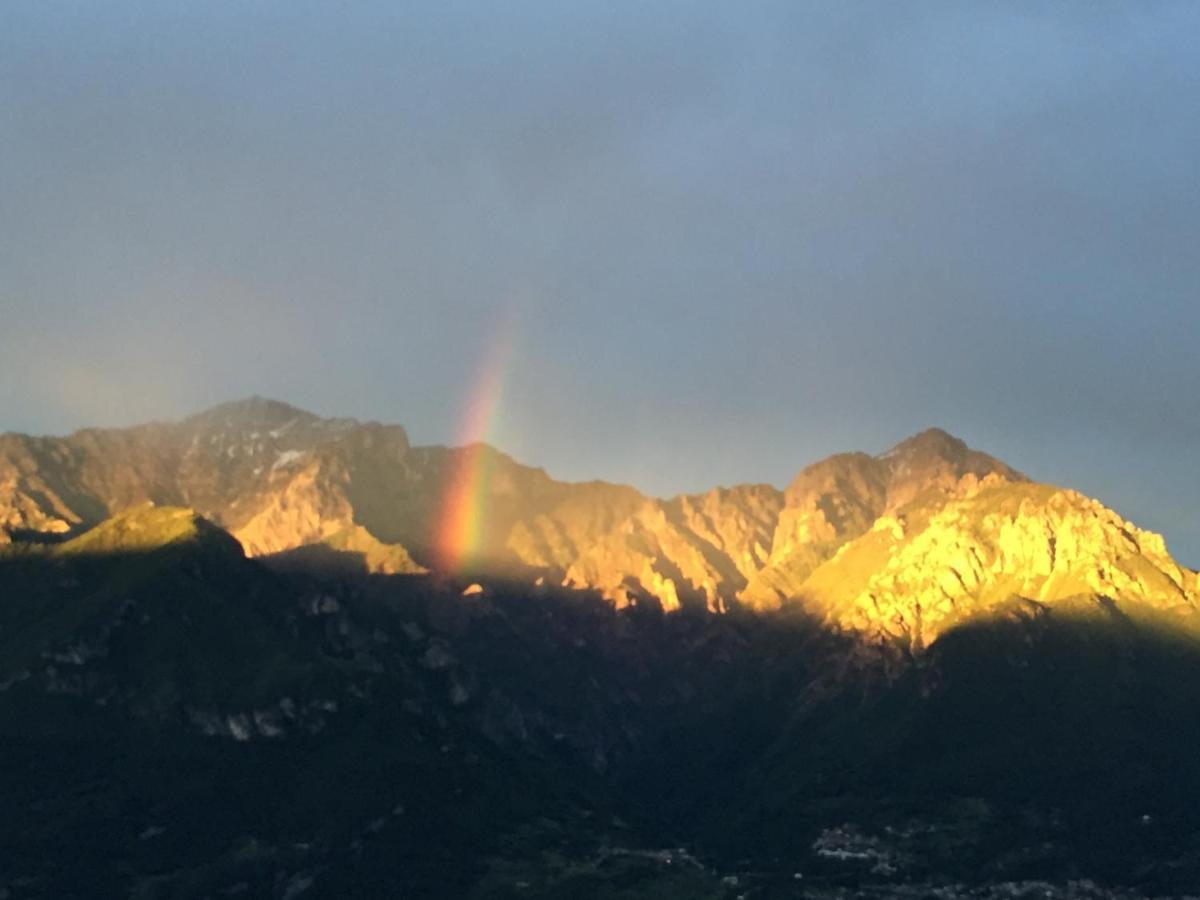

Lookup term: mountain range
[3,396,1195,645]
[3,398,1200,899]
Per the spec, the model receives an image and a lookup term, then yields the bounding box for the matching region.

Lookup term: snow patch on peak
[269,418,299,439]
[272,450,307,471]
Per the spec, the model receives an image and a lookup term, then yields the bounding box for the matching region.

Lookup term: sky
[2,2,1199,562]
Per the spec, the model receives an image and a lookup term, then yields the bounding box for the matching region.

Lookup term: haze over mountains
[2,397,1196,651]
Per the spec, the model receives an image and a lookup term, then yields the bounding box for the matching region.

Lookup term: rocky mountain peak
[183,396,321,433]
[880,426,966,460]
[876,427,1025,513]
[880,427,1023,482]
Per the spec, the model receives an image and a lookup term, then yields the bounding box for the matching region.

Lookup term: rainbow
[434,320,517,572]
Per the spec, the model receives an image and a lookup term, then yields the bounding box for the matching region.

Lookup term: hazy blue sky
[3,3,1199,561]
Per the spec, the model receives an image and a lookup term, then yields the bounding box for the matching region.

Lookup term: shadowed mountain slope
[6,504,1200,895]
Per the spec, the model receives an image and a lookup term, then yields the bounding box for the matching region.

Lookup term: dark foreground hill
[2,505,1200,898]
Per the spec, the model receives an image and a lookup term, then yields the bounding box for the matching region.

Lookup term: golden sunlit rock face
[1,401,1195,646]
[801,483,1200,648]
[738,429,1025,610]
